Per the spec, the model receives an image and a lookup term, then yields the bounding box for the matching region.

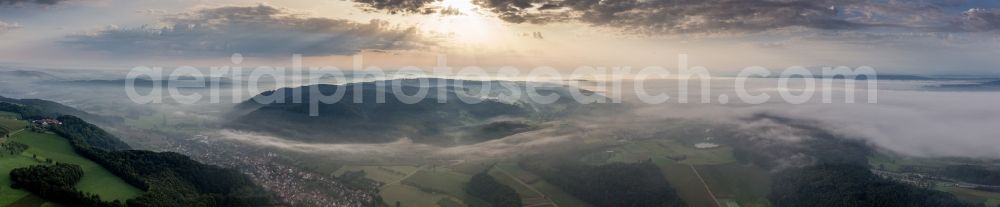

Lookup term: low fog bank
[216,78,1000,162]
[624,79,1000,159]
[3,67,999,161]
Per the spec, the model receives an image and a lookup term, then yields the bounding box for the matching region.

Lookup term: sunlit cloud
[0,20,21,34]
[62,4,434,56]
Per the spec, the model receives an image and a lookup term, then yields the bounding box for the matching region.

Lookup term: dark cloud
[356,0,1000,34]
[353,0,439,14]
[960,8,1000,31]
[63,4,430,56]
[0,0,67,5]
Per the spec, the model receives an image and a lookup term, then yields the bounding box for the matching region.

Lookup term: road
[689,164,723,207]
[382,166,424,188]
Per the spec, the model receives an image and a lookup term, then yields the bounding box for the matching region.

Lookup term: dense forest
[521,158,686,207]
[0,102,46,119]
[9,163,121,207]
[54,115,131,151]
[770,164,971,207]
[54,115,273,207]
[464,169,522,207]
[941,165,1000,186]
[1,100,274,207]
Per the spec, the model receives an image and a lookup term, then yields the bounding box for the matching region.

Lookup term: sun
[439,0,478,15]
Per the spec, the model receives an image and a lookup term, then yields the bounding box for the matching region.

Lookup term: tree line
[9,163,123,207]
[464,168,522,207]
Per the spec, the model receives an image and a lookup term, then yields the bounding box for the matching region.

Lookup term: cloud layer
[0,0,67,5]
[355,0,1000,34]
[63,4,430,56]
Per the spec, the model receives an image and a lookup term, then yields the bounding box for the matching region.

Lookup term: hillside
[0,99,274,207]
[0,95,123,124]
[228,78,603,144]
[0,70,60,81]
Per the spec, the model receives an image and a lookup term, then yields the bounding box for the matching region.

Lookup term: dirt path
[689,164,723,207]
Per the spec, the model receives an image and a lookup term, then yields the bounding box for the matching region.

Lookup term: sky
[2,0,1000,74]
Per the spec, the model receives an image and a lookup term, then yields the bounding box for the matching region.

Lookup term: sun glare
[440,0,478,14]
[422,0,502,44]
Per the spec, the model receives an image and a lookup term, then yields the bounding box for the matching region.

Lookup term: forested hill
[1,99,275,206]
[54,115,131,151]
[0,95,122,124]
[228,78,606,144]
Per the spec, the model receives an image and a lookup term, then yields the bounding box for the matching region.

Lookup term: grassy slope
[0,155,37,206]
[0,111,20,120]
[9,131,143,203]
[0,118,27,131]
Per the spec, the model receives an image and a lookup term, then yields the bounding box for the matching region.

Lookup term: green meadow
[0,128,142,205]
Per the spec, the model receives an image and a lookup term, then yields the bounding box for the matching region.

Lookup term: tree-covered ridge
[0,102,46,119]
[0,96,122,124]
[1,99,274,206]
[522,158,687,207]
[229,78,608,145]
[465,169,522,207]
[52,115,273,207]
[85,150,273,207]
[53,115,131,151]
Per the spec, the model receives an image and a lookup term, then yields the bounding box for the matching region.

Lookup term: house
[31,119,62,127]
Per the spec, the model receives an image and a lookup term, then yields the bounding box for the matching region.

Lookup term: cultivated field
[0,111,20,120]
[334,165,419,184]
[400,168,490,206]
[656,161,719,207]
[0,117,26,131]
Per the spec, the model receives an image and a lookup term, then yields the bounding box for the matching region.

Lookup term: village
[872,169,1000,191]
